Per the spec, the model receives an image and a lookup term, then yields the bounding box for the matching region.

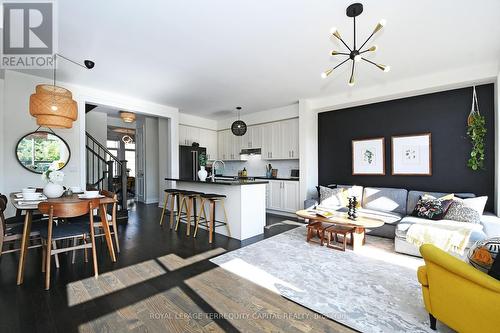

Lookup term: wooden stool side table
[326,225,355,251]
[306,222,331,246]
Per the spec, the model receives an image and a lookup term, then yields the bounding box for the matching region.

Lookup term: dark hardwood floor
[0,203,353,333]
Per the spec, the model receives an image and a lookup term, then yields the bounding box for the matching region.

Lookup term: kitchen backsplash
[220,159,299,178]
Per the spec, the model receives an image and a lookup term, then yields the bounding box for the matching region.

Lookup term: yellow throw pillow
[422,193,455,201]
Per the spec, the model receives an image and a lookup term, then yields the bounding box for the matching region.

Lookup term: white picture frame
[352,137,385,175]
[391,133,432,176]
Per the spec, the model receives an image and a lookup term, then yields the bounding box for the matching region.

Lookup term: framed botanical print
[391,133,432,176]
[352,137,385,175]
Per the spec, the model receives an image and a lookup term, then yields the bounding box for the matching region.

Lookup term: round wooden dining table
[10,193,117,285]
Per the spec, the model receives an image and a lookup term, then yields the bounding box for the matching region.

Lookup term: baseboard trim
[265,209,299,219]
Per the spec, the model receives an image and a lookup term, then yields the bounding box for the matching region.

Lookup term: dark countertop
[216,175,300,181]
[254,176,299,181]
[165,178,269,186]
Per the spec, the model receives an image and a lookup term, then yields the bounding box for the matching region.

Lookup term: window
[105,139,135,177]
[106,140,119,160]
[125,142,135,150]
[125,150,136,177]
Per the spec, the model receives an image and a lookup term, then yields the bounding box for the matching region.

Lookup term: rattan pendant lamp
[30,54,95,129]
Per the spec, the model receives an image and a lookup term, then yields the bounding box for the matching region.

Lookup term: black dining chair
[0,194,44,256]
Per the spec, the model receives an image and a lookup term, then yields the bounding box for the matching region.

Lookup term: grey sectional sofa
[305,185,500,257]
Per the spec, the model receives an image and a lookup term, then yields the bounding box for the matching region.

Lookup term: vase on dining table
[43,182,65,198]
[41,170,65,198]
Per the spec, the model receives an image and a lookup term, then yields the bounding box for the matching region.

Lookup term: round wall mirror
[15,131,71,174]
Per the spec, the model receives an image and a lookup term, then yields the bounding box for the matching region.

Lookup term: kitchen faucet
[210,160,225,181]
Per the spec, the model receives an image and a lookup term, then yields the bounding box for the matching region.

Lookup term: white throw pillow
[460,196,488,216]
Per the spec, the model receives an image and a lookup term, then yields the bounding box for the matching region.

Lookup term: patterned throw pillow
[319,186,347,208]
[411,196,454,220]
[445,200,481,223]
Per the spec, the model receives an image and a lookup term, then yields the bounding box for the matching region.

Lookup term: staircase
[86,131,129,222]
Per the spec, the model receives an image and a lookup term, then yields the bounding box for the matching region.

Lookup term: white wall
[144,117,159,203]
[85,112,107,144]
[179,112,217,130]
[3,71,83,204]
[1,70,179,216]
[298,99,317,202]
[217,103,299,130]
[0,78,4,193]
[158,118,170,207]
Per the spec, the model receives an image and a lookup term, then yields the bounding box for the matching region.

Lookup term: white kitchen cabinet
[179,125,200,146]
[281,118,299,159]
[240,125,263,149]
[218,129,243,160]
[218,130,228,160]
[282,180,300,212]
[265,180,300,213]
[268,180,283,210]
[199,128,217,160]
[240,127,252,149]
[231,134,242,160]
[262,122,281,159]
[218,118,298,161]
[251,125,263,148]
[179,125,188,145]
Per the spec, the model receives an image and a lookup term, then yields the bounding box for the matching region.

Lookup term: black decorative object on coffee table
[347,196,358,220]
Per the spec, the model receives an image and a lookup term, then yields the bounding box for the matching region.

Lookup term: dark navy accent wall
[318,84,495,212]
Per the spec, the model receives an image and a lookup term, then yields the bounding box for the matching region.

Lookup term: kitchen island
[165,178,268,240]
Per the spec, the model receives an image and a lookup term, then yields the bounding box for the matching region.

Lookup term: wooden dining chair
[70,190,120,254]
[38,199,100,290]
[97,190,120,253]
[0,195,43,256]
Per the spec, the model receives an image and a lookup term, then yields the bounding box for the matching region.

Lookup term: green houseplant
[467,113,486,171]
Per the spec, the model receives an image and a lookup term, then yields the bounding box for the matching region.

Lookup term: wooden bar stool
[159,189,181,229]
[175,191,203,236]
[194,193,231,243]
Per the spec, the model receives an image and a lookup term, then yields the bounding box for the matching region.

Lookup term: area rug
[211,225,454,333]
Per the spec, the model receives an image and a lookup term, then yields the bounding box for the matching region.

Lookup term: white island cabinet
[165,178,267,240]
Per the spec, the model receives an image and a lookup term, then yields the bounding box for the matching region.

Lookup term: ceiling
[29,0,500,118]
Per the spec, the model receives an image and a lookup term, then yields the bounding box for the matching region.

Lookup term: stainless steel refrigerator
[179,145,206,180]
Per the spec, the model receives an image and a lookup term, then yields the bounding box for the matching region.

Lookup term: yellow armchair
[418,244,500,332]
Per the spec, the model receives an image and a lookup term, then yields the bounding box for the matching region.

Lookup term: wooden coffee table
[296,209,384,251]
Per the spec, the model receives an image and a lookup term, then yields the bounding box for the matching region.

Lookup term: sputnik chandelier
[321,3,390,86]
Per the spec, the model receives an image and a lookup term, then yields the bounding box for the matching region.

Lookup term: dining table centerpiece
[41,169,65,198]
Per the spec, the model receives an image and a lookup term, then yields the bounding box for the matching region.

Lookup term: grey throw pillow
[319,186,346,208]
[444,200,481,224]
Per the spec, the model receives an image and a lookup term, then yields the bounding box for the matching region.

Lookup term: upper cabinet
[218,129,241,161]
[261,121,281,159]
[199,128,217,160]
[218,118,299,161]
[280,118,299,159]
[179,125,200,146]
[179,124,217,160]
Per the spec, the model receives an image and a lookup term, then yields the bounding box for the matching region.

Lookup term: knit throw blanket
[406,221,477,255]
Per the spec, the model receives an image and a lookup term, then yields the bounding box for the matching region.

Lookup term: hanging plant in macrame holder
[467,86,486,171]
